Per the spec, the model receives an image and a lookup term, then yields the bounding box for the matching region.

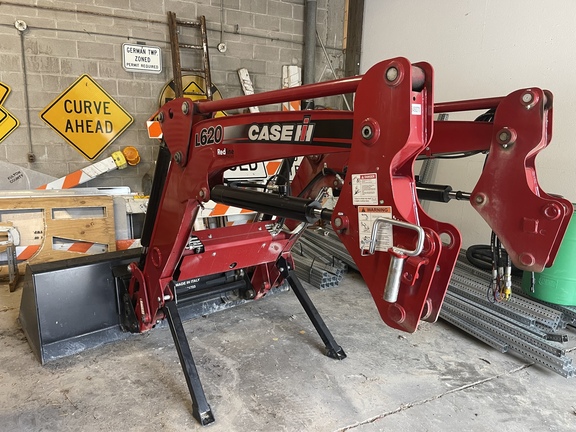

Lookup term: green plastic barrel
[522,206,576,305]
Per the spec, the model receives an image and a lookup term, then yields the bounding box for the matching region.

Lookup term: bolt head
[158,112,164,122]
[522,92,533,103]
[496,128,516,148]
[386,66,399,82]
[499,131,510,142]
[182,101,189,115]
[475,194,485,204]
[334,217,342,228]
[361,125,373,139]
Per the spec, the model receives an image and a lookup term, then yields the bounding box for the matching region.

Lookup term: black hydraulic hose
[465,245,493,271]
[466,244,523,276]
[227,181,268,189]
[298,167,342,198]
[475,109,495,123]
[277,158,294,192]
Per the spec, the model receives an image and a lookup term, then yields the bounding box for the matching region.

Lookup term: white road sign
[122,43,162,74]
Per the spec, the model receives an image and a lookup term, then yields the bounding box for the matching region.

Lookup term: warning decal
[352,173,378,205]
[358,206,393,252]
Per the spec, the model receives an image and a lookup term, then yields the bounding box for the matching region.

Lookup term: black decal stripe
[313,137,351,144]
[221,137,353,146]
[222,120,353,141]
[218,121,354,149]
[221,139,351,148]
[312,119,353,139]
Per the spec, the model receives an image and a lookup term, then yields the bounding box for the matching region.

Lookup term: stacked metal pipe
[292,227,350,289]
[300,227,358,271]
[441,255,575,377]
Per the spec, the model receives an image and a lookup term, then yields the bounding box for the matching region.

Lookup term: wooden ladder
[167,11,213,100]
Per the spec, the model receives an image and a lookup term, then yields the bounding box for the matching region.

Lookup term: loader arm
[134,57,570,336]
[20,56,571,427]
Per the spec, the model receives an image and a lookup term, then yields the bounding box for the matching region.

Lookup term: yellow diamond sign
[158,75,227,117]
[0,82,20,144]
[40,74,134,160]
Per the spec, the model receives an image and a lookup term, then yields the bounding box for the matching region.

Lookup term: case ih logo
[248,116,315,143]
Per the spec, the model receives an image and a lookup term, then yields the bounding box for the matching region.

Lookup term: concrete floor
[1,272,575,432]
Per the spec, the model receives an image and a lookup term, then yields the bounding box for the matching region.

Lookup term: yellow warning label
[40,75,134,160]
[0,82,20,144]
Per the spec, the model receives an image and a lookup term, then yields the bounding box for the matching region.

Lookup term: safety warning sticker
[352,173,378,205]
[358,206,393,252]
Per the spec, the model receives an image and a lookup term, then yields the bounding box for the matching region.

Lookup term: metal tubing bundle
[292,253,343,290]
[300,227,358,271]
[292,226,350,289]
[440,255,576,378]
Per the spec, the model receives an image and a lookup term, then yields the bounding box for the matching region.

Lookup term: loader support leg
[164,301,215,426]
[277,257,347,360]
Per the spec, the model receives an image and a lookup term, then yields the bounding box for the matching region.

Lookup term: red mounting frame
[131,57,570,334]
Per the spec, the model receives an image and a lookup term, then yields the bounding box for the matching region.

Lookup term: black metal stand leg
[164,301,215,426]
[277,257,346,360]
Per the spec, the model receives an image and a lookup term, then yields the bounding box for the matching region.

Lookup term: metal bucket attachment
[19,249,141,364]
[19,248,290,365]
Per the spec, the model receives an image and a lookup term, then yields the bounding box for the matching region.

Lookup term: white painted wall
[361,0,576,248]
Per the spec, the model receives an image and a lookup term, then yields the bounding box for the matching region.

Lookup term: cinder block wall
[0,0,346,192]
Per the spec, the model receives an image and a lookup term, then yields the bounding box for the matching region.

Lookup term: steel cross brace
[277,256,347,360]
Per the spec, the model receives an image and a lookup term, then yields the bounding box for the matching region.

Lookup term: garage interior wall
[361,0,576,248]
[0,0,346,192]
